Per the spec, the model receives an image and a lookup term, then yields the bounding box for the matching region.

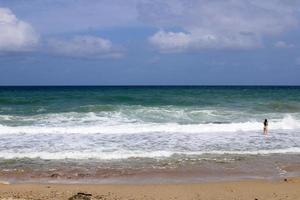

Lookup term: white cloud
[149,30,262,53]
[149,31,191,53]
[47,35,124,59]
[0,7,38,52]
[139,0,300,52]
[274,41,294,48]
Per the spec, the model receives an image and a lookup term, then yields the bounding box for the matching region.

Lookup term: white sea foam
[1,148,300,160]
[0,112,300,160]
[0,115,299,135]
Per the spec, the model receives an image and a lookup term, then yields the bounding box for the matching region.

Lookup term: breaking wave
[0,114,299,135]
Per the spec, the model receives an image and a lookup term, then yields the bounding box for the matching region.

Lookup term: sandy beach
[0,154,299,199]
[0,178,299,200]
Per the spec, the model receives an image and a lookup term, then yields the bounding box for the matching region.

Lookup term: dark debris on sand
[68,192,123,200]
[68,192,92,200]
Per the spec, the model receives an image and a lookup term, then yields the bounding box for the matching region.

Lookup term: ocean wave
[0,115,299,135]
[0,107,228,124]
[1,105,299,125]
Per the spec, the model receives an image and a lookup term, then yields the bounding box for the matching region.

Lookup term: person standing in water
[263,119,268,134]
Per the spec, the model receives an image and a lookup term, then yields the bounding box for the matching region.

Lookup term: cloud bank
[0,6,124,59]
[0,7,38,52]
[2,1,300,56]
[48,36,124,59]
[138,0,300,52]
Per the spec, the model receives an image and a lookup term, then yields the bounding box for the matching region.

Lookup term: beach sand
[0,178,300,200]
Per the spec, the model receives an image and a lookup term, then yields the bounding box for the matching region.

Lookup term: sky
[0,0,300,85]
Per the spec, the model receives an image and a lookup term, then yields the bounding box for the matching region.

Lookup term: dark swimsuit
[264,121,268,131]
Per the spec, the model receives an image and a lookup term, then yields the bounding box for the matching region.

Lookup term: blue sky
[0,0,300,85]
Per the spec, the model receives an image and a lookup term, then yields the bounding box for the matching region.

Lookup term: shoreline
[1,154,300,184]
[1,157,299,199]
[0,177,300,200]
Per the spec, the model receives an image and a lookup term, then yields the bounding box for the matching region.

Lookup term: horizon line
[0,85,300,87]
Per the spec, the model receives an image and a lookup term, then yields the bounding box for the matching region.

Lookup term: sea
[0,86,300,183]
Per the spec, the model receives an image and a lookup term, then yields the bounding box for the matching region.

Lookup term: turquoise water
[0,86,300,160]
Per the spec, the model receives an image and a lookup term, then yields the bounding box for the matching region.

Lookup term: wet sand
[1,154,300,184]
[1,154,300,199]
[0,178,300,200]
